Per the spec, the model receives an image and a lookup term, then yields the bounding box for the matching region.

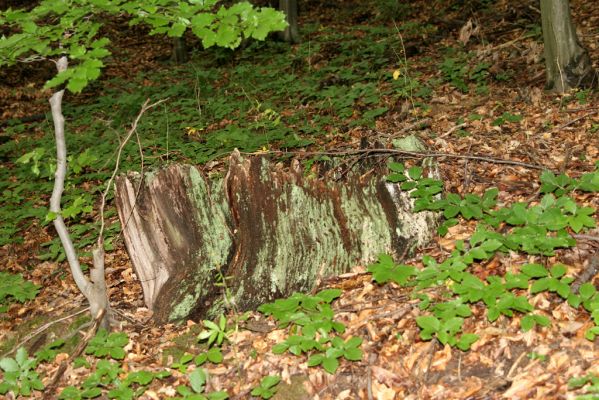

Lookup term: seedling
[0,347,44,397]
[85,329,129,360]
[198,315,233,347]
[251,375,281,399]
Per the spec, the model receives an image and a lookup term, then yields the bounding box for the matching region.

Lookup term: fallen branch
[571,252,599,294]
[0,307,90,359]
[551,110,599,132]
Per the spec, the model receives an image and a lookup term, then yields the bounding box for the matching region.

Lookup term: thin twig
[571,252,599,294]
[477,33,526,55]
[551,110,599,133]
[0,307,90,359]
[98,98,167,243]
[573,234,599,243]
[379,118,432,139]
[244,148,548,171]
[440,122,467,138]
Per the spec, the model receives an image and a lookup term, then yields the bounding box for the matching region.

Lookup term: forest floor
[1,0,599,399]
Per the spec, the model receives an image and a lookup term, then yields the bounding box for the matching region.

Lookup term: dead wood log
[115,151,438,323]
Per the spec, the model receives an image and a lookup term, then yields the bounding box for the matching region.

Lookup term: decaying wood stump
[115,151,438,323]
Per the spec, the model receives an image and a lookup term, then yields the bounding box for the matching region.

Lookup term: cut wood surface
[115,151,438,323]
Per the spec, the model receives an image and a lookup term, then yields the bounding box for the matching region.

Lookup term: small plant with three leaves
[258,289,363,374]
[0,347,44,397]
[375,162,599,349]
[0,272,40,313]
[251,375,281,399]
[174,367,228,400]
[85,329,129,360]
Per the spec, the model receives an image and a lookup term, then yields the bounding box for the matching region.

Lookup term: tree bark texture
[171,36,188,64]
[115,151,437,323]
[50,56,111,329]
[540,0,597,92]
[278,0,299,43]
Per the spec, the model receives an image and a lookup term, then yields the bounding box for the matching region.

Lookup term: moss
[167,168,233,321]
[271,374,310,400]
[0,309,91,357]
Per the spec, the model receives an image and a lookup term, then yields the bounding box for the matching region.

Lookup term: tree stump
[115,151,438,323]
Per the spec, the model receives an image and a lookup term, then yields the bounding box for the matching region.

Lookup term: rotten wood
[115,151,438,323]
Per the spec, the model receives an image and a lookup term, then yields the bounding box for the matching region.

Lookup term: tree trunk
[171,36,188,64]
[274,0,299,43]
[50,57,111,329]
[540,0,597,93]
[115,151,438,323]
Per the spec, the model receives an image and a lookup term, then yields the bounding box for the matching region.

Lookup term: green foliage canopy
[0,0,287,93]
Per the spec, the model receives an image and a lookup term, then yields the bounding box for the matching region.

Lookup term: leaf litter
[1,0,599,399]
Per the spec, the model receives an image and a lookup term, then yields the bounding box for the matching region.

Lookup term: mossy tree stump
[115,151,437,323]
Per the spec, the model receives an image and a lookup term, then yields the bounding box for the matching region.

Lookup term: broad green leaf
[321,356,339,374]
[0,357,19,372]
[344,347,362,361]
[307,354,324,367]
[416,315,440,332]
[260,375,280,389]
[456,333,479,351]
[520,315,535,332]
[579,283,597,299]
[189,368,207,393]
[521,263,548,278]
[533,314,550,327]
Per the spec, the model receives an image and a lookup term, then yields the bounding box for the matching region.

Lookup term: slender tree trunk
[171,36,188,64]
[50,56,111,329]
[540,0,597,93]
[278,0,300,43]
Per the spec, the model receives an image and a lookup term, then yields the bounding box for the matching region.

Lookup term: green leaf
[521,263,549,278]
[194,353,208,366]
[533,314,550,327]
[416,315,440,332]
[579,283,597,299]
[168,22,187,37]
[206,347,223,364]
[487,307,500,322]
[271,343,288,354]
[189,368,207,393]
[66,77,88,93]
[549,263,567,278]
[408,166,423,180]
[15,347,28,367]
[44,69,74,90]
[321,356,339,374]
[125,370,154,385]
[343,347,362,361]
[520,315,535,332]
[481,239,503,252]
[388,162,404,173]
[260,375,281,389]
[315,289,342,303]
[307,354,324,367]
[584,326,599,341]
[0,357,19,372]
[108,347,125,360]
[456,333,479,351]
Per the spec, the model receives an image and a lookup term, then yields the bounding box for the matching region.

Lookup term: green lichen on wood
[339,181,395,261]
[168,168,233,321]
